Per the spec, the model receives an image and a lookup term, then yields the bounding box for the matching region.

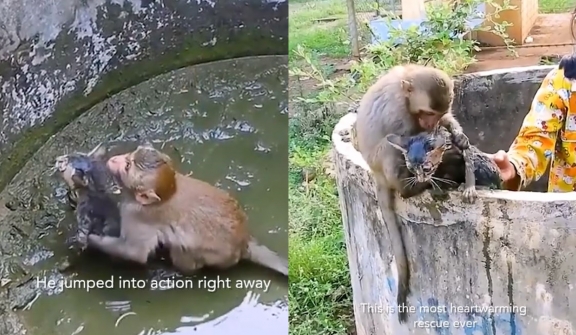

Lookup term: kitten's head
[54,143,108,190]
[386,127,448,183]
[53,143,116,208]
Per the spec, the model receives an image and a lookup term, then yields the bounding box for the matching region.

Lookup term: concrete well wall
[0,1,286,332]
[0,0,287,191]
[332,65,576,335]
[453,65,555,191]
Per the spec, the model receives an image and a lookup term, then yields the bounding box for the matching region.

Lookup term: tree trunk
[332,112,576,335]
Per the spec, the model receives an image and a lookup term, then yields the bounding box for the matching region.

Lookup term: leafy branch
[290,0,517,107]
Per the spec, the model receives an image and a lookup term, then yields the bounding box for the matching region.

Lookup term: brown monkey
[355,64,471,323]
[86,143,288,276]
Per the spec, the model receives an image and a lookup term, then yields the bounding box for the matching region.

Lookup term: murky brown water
[0,55,288,334]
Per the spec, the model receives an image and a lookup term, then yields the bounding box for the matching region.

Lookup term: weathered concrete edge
[454,64,555,83]
[0,0,288,192]
[454,64,554,101]
[333,112,576,226]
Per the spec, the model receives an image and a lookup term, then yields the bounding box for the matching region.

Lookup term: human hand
[487,150,517,182]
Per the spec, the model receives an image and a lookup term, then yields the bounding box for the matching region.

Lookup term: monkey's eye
[125,160,131,171]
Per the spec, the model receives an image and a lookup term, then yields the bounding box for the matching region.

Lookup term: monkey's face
[417,111,441,131]
[107,145,175,205]
[406,92,442,131]
[107,143,159,183]
[405,78,453,131]
[107,153,133,188]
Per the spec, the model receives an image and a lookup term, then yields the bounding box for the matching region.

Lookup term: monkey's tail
[244,238,288,276]
[378,186,410,323]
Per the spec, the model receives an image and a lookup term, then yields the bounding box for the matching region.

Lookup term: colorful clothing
[508,67,576,192]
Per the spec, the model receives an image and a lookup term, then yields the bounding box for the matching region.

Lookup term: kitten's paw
[452,132,470,150]
[462,187,478,203]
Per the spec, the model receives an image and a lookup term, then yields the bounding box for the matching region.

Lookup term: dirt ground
[468,13,574,72]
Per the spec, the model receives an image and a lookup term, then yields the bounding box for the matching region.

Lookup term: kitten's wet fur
[386,127,502,197]
[54,143,121,251]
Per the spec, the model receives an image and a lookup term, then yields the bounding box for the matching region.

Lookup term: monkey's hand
[462,187,477,203]
[458,183,478,203]
[87,234,110,251]
[451,132,470,150]
[87,234,148,264]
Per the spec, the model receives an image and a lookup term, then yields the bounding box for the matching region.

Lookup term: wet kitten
[54,143,121,251]
[386,127,502,198]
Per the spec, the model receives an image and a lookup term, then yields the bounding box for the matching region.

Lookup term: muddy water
[0,55,288,334]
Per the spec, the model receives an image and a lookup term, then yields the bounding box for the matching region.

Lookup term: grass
[289,0,351,59]
[288,0,575,59]
[288,109,354,335]
[539,0,572,13]
[288,1,363,334]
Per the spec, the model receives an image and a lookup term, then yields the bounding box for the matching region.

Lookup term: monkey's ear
[400,80,413,93]
[135,189,161,205]
[88,143,107,159]
[386,134,406,153]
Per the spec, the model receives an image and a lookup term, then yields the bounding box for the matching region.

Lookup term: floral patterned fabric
[508,66,576,192]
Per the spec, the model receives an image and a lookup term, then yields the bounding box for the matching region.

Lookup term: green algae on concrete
[0,33,286,192]
[0,0,287,192]
[1,55,288,335]
[0,0,288,332]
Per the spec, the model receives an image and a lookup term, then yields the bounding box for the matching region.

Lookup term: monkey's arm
[439,113,469,150]
[460,148,477,202]
[506,70,566,191]
[87,234,155,264]
[439,112,463,133]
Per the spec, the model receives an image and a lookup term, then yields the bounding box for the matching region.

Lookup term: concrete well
[0,0,287,191]
[332,65,576,335]
[0,1,286,333]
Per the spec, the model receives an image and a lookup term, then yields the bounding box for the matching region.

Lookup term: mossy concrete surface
[0,0,286,333]
[0,0,287,192]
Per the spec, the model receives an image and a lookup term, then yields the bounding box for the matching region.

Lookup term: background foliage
[289,1,515,334]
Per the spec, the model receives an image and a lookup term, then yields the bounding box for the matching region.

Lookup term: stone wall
[0,0,287,190]
[453,65,555,191]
